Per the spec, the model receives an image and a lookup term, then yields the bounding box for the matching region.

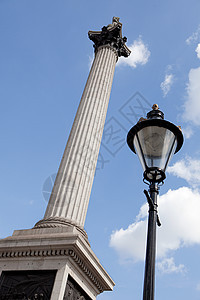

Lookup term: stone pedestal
[0,229,114,299]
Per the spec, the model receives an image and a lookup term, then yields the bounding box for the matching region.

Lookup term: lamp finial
[152,104,159,110]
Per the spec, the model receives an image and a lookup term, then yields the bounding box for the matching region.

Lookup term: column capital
[88,17,131,58]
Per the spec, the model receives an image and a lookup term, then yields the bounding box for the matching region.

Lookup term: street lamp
[127,104,183,300]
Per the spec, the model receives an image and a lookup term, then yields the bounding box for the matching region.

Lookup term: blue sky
[1,0,200,299]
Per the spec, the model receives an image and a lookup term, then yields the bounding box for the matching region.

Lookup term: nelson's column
[0,17,130,299]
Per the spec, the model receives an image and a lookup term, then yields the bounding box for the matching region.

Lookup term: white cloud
[195,43,200,59]
[117,37,150,68]
[160,74,174,97]
[110,219,147,263]
[157,257,186,274]
[183,66,200,125]
[186,25,200,45]
[168,157,200,186]
[110,187,200,266]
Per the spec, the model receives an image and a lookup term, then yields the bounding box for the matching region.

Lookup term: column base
[34,217,89,244]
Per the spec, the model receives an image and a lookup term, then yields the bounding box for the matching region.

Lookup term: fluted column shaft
[38,45,117,230]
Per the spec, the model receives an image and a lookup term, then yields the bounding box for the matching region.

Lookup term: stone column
[35,17,130,235]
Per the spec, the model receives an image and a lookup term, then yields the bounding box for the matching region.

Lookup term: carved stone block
[63,276,91,300]
[0,270,56,300]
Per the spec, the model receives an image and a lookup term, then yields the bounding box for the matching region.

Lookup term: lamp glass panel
[133,126,177,172]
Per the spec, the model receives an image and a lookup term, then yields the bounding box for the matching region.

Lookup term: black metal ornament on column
[127,104,183,300]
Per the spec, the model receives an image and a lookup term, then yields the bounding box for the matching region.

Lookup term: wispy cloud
[182,43,200,125]
[181,126,193,139]
[182,65,200,125]
[168,156,200,187]
[110,187,200,269]
[186,25,200,45]
[157,257,186,274]
[160,73,174,97]
[117,37,150,68]
[196,43,200,59]
[196,282,200,291]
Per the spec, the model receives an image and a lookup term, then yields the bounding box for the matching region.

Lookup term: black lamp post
[127,104,183,300]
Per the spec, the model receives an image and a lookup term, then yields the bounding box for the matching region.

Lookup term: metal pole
[143,182,159,300]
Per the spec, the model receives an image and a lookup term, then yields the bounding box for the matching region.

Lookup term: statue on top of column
[88,17,131,58]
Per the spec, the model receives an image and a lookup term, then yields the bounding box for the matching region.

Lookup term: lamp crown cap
[147,105,164,120]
